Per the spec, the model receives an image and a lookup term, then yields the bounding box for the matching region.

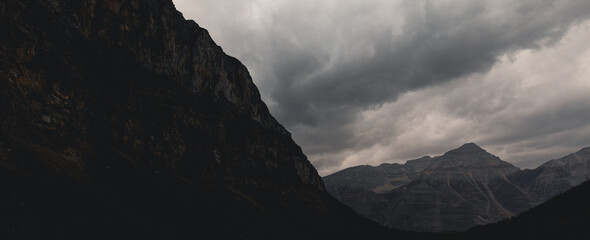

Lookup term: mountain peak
[446,142,486,155]
[459,142,483,150]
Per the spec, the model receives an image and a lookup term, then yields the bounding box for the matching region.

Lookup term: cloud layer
[174,0,590,175]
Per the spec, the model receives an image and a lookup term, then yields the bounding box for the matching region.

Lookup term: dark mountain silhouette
[0,0,436,239]
[324,143,590,232]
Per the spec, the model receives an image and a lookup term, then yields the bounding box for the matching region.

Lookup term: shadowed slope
[0,0,426,239]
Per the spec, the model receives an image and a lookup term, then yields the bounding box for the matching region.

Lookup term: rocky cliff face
[325,143,590,232]
[1,0,322,190]
[0,1,401,239]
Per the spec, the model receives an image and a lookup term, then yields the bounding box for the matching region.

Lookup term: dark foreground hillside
[0,0,431,239]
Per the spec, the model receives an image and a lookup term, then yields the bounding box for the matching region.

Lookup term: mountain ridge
[324,143,590,232]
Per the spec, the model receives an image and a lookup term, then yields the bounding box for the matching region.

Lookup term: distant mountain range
[323,143,590,232]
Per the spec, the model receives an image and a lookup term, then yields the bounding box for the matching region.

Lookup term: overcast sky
[173,0,590,176]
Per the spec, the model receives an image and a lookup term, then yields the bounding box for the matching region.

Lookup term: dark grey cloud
[174,0,590,175]
[264,0,589,124]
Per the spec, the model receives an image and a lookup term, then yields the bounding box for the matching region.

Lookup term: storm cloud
[174,0,590,175]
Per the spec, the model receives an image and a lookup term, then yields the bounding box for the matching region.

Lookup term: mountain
[467,179,590,239]
[324,143,590,232]
[0,0,422,239]
[324,155,431,196]
[508,147,590,201]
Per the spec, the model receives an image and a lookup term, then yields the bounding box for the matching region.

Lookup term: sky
[173,0,590,176]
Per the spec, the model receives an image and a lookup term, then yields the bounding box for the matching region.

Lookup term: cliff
[0,0,400,239]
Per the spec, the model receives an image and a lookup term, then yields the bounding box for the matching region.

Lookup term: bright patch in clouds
[343,22,590,174]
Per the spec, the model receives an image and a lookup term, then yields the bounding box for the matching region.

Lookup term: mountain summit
[428,143,517,172]
[445,142,486,155]
[449,142,486,153]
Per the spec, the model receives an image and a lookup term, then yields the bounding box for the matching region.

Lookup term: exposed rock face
[379,143,534,232]
[0,0,400,239]
[325,143,590,232]
[1,0,322,190]
[509,147,590,201]
[324,156,431,197]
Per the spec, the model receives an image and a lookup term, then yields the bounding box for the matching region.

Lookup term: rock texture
[0,0,408,239]
[324,143,590,232]
[467,179,590,239]
[509,147,590,201]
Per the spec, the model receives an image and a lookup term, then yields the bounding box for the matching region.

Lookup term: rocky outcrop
[0,0,402,239]
[325,143,590,232]
[509,147,590,201]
